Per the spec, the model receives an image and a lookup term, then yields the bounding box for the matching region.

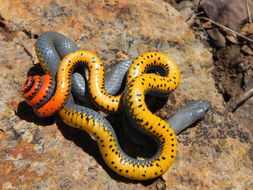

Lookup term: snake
[21,31,210,180]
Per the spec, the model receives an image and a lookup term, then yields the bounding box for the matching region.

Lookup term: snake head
[186,100,211,119]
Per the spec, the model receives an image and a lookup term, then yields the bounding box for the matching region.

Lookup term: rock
[0,0,252,189]
[233,96,253,135]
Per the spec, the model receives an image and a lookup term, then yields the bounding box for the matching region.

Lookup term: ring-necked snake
[21,31,210,180]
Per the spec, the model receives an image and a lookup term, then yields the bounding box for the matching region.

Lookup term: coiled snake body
[22,31,210,180]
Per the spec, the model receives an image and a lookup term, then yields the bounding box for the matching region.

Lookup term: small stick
[226,81,253,112]
[195,11,205,16]
[246,0,252,23]
[198,17,253,43]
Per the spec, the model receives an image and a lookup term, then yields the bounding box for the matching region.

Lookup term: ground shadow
[16,101,55,126]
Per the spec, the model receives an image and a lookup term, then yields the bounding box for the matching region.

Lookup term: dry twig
[245,0,252,23]
[198,17,253,43]
[226,81,253,112]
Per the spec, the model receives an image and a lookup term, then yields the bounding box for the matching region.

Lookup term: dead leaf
[241,45,253,55]
[226,33,238,44]
[240,23,253,35]
[207,29,226,47]
[201,0,253,30]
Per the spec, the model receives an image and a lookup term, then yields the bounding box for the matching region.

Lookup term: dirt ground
[171,0,253,134]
